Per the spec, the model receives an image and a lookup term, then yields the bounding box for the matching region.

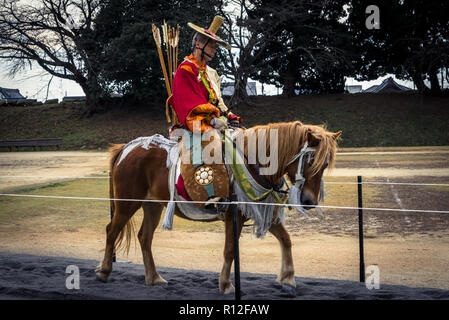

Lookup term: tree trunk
[281,76,296,98]
[230,77,249,110]
[428,66,441,94]
[411,72,428,93]
[79,77,107,116]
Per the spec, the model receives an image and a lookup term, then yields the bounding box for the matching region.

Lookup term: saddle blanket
[117,134,178,168]
[115,135,227,222]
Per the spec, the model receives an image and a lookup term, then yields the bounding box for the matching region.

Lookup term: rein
[223,132,286,204]
[287,141,316,190]
[286,140,327,207]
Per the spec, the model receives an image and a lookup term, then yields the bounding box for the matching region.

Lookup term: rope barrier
[1,175,448,187]
[0,175,109,179]
[325,181,449,187]
[0,193,448,214]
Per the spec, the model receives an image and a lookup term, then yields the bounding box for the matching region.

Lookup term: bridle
[286,140,327,210]
[286,141,316,190]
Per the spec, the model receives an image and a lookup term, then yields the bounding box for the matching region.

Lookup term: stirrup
[204,196,222,210]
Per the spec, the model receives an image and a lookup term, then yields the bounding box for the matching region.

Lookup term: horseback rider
[169,15,241,133]
[168,16,242,208]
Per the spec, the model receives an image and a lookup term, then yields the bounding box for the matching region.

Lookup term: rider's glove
[210,116,228,130]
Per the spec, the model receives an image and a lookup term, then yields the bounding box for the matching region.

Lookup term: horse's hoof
[281,284,296,297]
[220,282,235,295]
[95,265,110,283]
[277,275,296,288]
[96,271,110,283]
[146,274,167,286]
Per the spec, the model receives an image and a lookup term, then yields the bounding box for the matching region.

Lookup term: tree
[248,0,352,96]
[349,0,449,94]
[0,0,107,114]
[217,0,288,106]
[217,0,352,104]
[95,0,221,106]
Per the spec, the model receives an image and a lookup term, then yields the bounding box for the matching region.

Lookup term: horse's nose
[301,190,317,210]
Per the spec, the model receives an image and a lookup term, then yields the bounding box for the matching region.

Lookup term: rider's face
[197,39,217,63]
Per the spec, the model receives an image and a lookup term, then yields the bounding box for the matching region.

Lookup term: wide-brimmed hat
[188,16,231,50]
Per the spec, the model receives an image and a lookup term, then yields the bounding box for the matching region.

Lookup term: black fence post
[357,175,365,283]
[231,193,241,301]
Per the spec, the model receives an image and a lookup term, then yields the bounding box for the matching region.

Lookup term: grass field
[1,92,448,149]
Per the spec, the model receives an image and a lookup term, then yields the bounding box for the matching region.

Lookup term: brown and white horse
[95,121,341,293]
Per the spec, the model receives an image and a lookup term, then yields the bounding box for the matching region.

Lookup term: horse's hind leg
[269,222,296,288]
[96,200,140,282]
[138,202,166,285]
[219,210,244,294]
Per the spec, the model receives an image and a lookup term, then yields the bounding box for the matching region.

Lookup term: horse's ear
[333,131,342,141]
[306,127,322,146]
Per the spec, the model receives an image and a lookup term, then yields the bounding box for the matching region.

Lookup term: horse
[95,120,341,293]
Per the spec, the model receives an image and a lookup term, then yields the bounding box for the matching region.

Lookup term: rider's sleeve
[205,67,242,124]
[172,66,220,132]
[185,103,220,132]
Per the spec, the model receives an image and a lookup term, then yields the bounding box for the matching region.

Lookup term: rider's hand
[210,117,228,130]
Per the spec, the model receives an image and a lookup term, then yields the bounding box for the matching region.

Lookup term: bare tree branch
[0,0,103,113]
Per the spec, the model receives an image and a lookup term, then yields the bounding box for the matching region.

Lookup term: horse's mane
[242,121,338,181]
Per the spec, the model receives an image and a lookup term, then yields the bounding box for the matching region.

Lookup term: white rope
[0,175,109,179]
[0,193,448,214]
[324,181,449,187]
[1,176,447,187]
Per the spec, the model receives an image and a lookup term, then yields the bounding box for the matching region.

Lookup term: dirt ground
[0,147,448,290]
[0,151,108,192]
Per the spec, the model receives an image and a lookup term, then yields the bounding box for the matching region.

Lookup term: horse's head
[285,125,342,212]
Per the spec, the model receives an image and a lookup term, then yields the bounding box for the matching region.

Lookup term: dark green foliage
[94,0,220,105]
[348,0,449,93]
[240,0,352,96]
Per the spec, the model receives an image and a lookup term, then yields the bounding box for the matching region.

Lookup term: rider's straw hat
[188,16,231,50]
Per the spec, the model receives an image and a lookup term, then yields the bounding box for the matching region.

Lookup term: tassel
[315,207,325,217]
[319,178,325,202]
[288,184,308,218]
[162,201,175,230]
[162,147,179,230]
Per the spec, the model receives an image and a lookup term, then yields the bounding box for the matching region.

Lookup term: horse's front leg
[269,222,296,288]
[219,210,244,294]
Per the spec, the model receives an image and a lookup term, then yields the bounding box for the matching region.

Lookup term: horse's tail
[108,144,124,218]
[108,144,136,256]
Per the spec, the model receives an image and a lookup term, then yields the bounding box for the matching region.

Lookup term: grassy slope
[0,92,448,149]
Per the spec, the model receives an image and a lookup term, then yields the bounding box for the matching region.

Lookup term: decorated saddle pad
[179,130,229,207]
